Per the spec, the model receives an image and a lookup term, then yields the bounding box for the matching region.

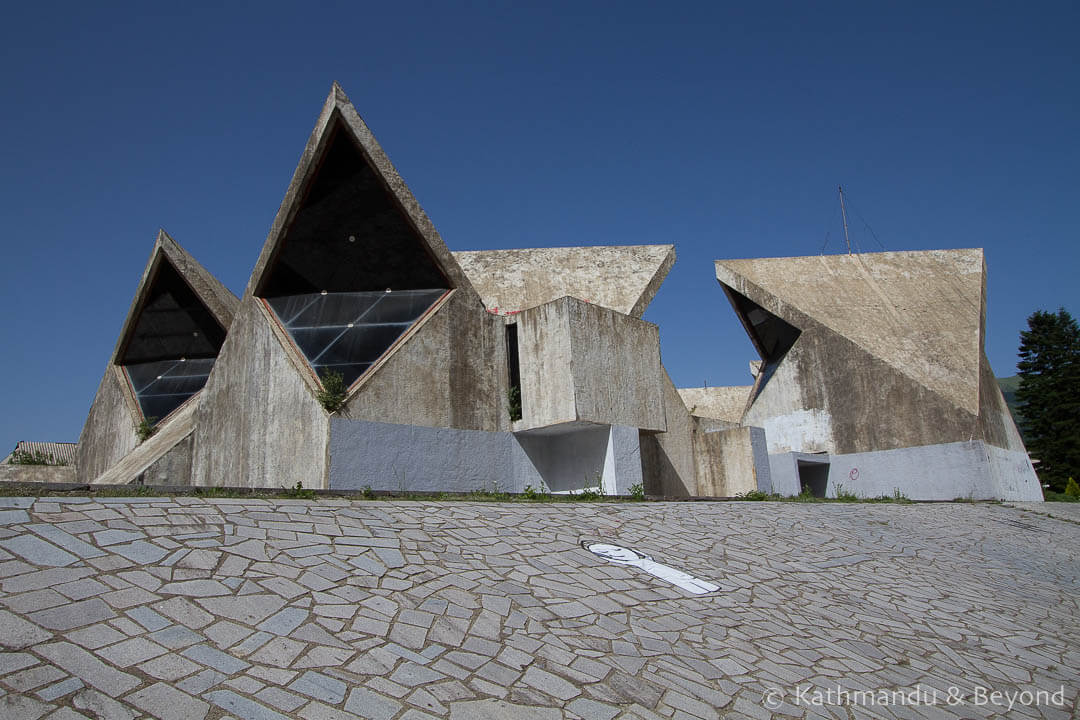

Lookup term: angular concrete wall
[340,290,508,431]
[453,244,675,318]
[515,297,664,432]
[191,297,330,488]
[693,426,770,497]
[639,370,698,496]
[742,327,977,455]
[76,368,139,483]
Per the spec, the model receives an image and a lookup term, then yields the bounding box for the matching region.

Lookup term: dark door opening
[797,461,829,498]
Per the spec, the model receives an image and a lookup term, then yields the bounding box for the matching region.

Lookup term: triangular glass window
[119,258,227,421]
[259,121,450,390]
[267,289,445,386]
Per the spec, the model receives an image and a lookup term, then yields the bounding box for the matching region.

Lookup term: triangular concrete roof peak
[715,248,986,415]
[246,82,480,304]
[111,229,239,366]
[453,244,675,317]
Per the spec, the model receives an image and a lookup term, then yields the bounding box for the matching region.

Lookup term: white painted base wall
[767,441,1043,501]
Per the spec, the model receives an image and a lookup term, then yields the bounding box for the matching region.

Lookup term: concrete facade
[453,244,675,317]
[515,297,665,433]
[715,249,1041,499]
[76,230,237,484]
[60,85,1042,502]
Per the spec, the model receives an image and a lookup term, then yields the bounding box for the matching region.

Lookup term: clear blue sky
[2,1,1077,452]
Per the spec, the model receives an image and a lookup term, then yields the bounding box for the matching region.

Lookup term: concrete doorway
[797,460,829,498]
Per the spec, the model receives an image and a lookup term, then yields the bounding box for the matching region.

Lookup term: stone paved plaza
[0,496,1077,720]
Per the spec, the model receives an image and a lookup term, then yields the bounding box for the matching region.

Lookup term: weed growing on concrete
[522,484,542,500]
[360,485,375,500]
[508,386,522,422]
[628,483,646,501]
[9,450,66,466]
[834,483,859,502]
[317,370,348,413]
[733,490,781,501]
[283,481,315,500]
[135,418,158,443]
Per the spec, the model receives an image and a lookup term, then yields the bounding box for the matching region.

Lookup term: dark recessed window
[119,258,226,422]
[259,119,449,389]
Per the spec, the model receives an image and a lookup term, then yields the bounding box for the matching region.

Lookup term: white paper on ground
[584,542,720,594]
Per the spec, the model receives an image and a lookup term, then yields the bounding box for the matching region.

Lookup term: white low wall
[329,419,642,495]
[767,441,1043,501]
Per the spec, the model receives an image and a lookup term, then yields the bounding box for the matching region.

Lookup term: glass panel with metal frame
[266,288,447,387]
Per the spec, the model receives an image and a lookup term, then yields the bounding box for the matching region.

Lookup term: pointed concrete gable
[453,244,675,317]
[112,230,239,422]
[678,386,753,423]
[246,83,487,388]
[715,249,985,415]
[248,82,477,302]
[77,231,237,483]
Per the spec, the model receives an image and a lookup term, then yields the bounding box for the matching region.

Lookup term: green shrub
[135,418,158,443]
[508,386,522,422]
[733,490,777,501]
[317,370,348,413]
[1065,477,1080,498]
[834,483,859,502]
[283,481,315,500]
[9,449,65,466]
[628,482,646,501]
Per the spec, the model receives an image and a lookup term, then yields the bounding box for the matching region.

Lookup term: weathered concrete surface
[769,440,1043,501]
[245,83,482,308]
[0,464,75,483]
[139,433,194,486]
[76,230,238,485]
[92,398,199,485]
[340,290,508,432]
[716,249,984,415]
[639,370,698,497]
[516,424,643,495]
[693,426,770,497]
[453,244,676,317]
[191,297,329,488]
[677,386,752,423]
[75,367,139,484]
[516,297,664,432]
[0,497,1075,719]
[718,250,1029,459]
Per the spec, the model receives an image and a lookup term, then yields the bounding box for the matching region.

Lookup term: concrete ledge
[0,465,76,484]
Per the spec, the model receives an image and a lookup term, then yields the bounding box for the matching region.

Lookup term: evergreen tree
[1015,308,1080,492]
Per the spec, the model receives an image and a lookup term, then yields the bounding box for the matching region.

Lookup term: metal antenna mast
[839,185,852,255]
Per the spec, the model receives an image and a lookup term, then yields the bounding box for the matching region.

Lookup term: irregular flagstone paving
[0,497,1076,720]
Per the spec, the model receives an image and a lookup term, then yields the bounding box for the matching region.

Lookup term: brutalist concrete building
[69,84,1041,501]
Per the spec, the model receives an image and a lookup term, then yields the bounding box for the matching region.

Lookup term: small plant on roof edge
[317,370,348,413]
[135,417,158,444]
[9,449,66,466]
